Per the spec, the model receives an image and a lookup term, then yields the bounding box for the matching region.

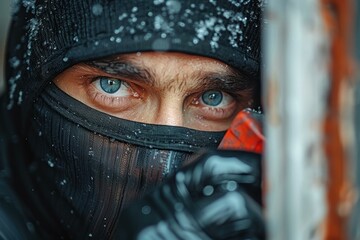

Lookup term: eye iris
[201,90,223,106]
[100,78,121,94]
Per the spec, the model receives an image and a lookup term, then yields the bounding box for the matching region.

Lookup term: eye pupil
[100,78,121,94]
[201,90,223,106]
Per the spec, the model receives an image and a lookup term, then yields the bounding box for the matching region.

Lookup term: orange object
[219,110,266,205]
[218,110,264,154]
[321,0,354,239]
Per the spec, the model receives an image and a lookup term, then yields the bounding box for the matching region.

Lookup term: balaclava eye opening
[4,0,263,238]
[5,0,263,126]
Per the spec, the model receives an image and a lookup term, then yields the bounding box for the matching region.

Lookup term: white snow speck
[92,3,103,16]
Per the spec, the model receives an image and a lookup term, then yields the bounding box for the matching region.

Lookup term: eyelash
[85,76,142,110]
[84,75,245,119]
[191,91,238,119]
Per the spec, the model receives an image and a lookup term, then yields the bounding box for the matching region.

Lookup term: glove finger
[193,191,265,239]
[187,150,261,184]
[200,151,260,174]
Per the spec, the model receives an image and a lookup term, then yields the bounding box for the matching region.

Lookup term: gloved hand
[113,150,265,240]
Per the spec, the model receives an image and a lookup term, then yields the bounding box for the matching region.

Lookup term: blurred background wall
[0,0,12,95]
[352,1,360,237]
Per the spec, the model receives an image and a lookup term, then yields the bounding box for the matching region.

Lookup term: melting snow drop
[17,91,23,105]
[60,179,67,186]
[48,160,55,168]
[203,185,215,196]
[132,6,138,12]
[141,205,151,215]
[22,0,36,12]
[209,0,217,5]
[130,14,137,23]
[154,15,164,30]
[228,0,241,7]
[92,3,103,16]
[26,17,40,68]
[144,32,152,40]
[9,57,20,68]
[166,0,182,14]
[153,0,164,5]
[114,26,124,34]
[118,13,128,21]
[88,149,94,156]
[226,180,238,191]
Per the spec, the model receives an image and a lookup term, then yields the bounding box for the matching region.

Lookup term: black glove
[113,150,265,240]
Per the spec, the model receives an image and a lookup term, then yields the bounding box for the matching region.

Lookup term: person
[0,0,265,239]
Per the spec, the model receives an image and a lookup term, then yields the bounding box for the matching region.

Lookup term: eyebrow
[85,56,256,93]
[85,57,155,85]
[198,72,255,93]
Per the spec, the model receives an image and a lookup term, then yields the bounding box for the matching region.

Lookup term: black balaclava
[4,0,263,239]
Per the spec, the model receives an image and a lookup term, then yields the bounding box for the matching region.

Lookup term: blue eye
[93,77,133,97]
[201,90,223,106]
[99,77,121,94]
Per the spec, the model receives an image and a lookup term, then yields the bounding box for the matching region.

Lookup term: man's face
[54,52,256,131]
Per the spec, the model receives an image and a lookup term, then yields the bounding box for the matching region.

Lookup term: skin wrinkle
[174,72,187,95]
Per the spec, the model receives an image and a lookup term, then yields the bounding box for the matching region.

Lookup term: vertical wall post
[264,0,356,238]
[263,0,330,239]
